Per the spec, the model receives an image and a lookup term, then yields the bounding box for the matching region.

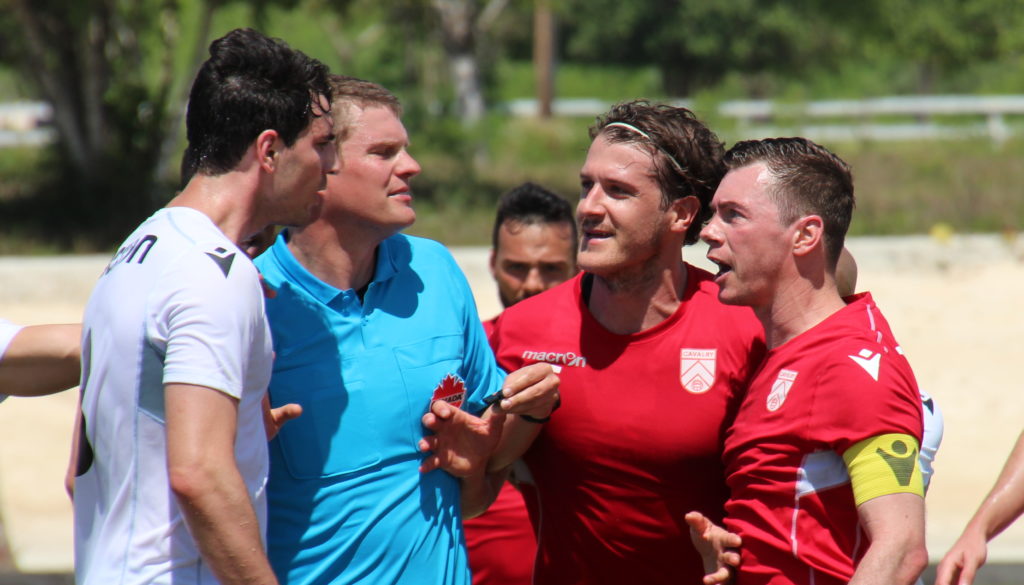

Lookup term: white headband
[603,122,686,177]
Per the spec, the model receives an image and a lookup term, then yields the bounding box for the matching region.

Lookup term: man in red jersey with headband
[484,100,766,585]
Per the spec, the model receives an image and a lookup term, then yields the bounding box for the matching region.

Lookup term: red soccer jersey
[481,315,499,340]
[463,482,537,585]
[465,313,539,585]
[491,267,765,585]
[723,293,923,585]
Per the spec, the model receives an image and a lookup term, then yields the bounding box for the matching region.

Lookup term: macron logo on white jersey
[849,349,881,381]
[521,349,587,368]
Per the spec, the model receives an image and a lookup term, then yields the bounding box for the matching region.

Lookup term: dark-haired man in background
[465,182,576,585]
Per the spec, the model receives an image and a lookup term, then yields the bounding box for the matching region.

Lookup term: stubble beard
[594,254,663,295]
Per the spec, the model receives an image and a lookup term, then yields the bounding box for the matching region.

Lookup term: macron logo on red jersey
[849,349,882,381]
[521,349,587,368]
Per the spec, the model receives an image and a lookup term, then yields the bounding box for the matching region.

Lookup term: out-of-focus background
[3,0,1024,252]
[1,1,1023,583]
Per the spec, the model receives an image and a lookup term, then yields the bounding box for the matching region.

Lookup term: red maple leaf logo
[431,373,466,409]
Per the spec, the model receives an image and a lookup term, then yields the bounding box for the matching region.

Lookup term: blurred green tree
[557,0,862,97]
[0,0,217,246]
[0,0,310,248]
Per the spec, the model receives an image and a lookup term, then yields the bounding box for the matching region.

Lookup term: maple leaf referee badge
[680,349,716,394]
[430,373,466,409]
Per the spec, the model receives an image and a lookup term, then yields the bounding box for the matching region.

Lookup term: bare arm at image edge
[935,431,1024,585]
[0,324,81,397]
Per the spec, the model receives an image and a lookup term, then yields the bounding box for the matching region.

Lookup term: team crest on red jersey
[767,369,798,411]
[431,373,466,409]
[680,349,716,394]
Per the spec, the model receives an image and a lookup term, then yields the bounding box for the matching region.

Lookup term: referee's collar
[268,231,399,305]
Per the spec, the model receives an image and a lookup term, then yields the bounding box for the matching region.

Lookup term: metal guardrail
[5,96,1024,148]
[504,95,1024,143]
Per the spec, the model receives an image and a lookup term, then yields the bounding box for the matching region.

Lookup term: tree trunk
[533,0,555,118]
[431,0,484,125]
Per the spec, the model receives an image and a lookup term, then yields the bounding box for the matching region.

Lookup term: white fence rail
[505,95,1024,143]
[5,96,1024,148]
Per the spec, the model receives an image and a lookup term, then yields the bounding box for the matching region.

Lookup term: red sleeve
[811,352,923,455]
[481,314,498,347]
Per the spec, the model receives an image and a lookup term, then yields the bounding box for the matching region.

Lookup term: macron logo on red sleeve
[848,349,881,381]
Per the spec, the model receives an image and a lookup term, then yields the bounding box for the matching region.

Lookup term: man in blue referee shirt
[254,75,560,585]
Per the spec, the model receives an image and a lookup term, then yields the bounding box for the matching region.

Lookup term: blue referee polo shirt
[255,232,505,585]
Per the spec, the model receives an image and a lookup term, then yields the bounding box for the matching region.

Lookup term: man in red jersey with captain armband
[690,137,927,585]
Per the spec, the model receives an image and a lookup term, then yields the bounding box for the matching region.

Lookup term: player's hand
[492,363,560,421]
[419,400,507,477]
[935,530,988,585]
[262,394,302,441]
[686,511,742,585]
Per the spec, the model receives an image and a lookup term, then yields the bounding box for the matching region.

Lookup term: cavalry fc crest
[680,349,716,394]
[767,369,798,412]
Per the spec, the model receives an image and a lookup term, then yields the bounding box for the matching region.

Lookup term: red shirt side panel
[464,482,537,585]
[464,312,538,585]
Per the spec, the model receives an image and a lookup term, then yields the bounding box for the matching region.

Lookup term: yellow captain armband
[842,433,924,506]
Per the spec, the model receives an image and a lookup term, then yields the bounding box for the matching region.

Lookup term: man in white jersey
[72,28,335,585]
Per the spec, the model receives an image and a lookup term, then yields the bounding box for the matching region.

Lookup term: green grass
[494,60,663,102]
[0,147,46,201]
[841,137,1024,236]
[6,122,1024,251]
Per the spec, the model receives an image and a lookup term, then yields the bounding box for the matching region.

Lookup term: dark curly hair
[181,28,331,182]
[590,100,726,245]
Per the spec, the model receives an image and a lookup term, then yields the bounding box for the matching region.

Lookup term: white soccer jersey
[0,319,23,359]
[75,207,273,585]
[919,389,944,490]
[0,319,25,403]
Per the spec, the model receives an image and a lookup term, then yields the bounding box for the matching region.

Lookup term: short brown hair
[327,75,402,143]
[724,137,854,267]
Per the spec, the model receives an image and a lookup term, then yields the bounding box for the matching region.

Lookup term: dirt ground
[1,235,1022,573]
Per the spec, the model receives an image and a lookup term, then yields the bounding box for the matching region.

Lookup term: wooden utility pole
[533,0,555,118]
